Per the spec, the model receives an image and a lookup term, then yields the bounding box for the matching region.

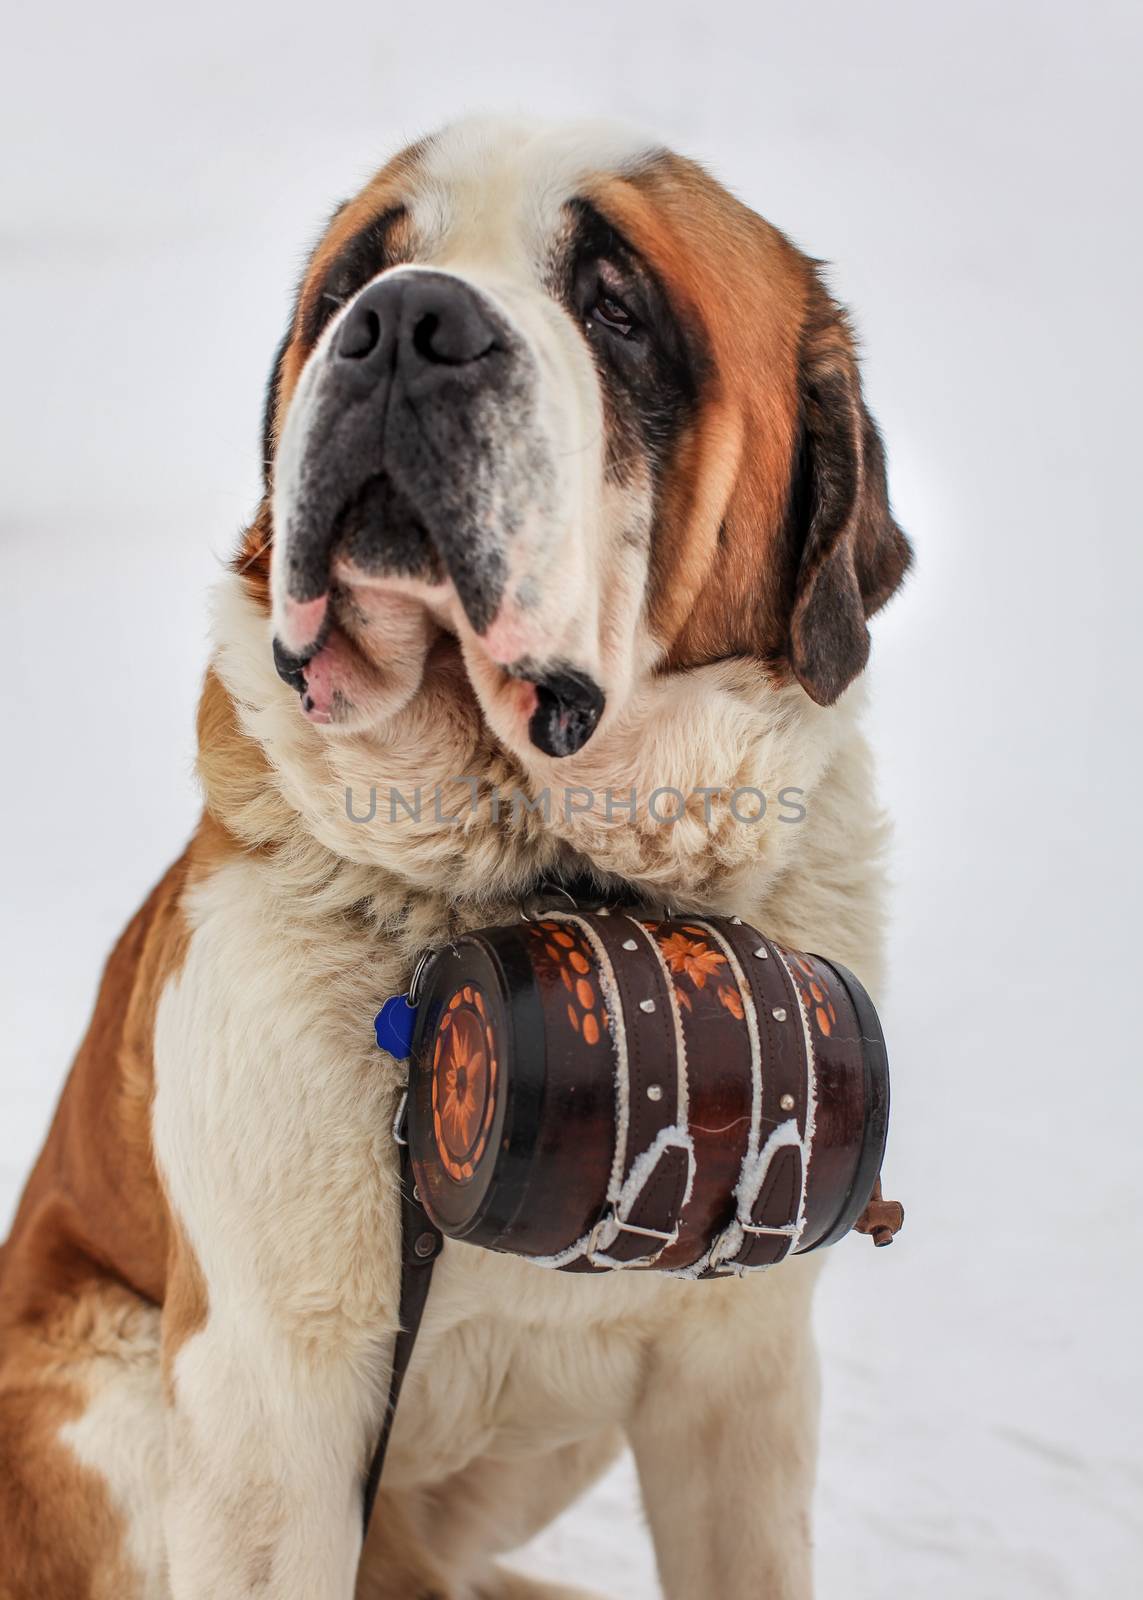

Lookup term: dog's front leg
[161,1273,377,1599]
[628,1260,822,1599]
[149,856,408,1597]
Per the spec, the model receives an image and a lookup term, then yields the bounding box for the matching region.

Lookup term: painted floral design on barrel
[526,921,608,1046]
[430,984,499,1184]
[644,923,746,1021]
[786,952,839,1039]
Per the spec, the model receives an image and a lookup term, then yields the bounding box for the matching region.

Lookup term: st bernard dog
[0,116,910,1598]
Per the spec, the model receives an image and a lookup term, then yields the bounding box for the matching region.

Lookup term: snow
[1,2,1140,1594]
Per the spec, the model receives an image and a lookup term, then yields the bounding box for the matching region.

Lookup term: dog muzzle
[377,910,903,1276]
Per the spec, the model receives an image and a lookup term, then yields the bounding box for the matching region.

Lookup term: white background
[2,3,1140,1594]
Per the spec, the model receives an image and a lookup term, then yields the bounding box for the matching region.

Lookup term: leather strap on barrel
[696,922,814,1273]
[547,911,693,1269]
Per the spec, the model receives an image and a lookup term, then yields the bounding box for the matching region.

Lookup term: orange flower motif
[659,932,727,989]
[719,985,745,1020]
[440,1017,486,1153]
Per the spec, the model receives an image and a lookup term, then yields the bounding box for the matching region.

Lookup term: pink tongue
[281,593,329,654]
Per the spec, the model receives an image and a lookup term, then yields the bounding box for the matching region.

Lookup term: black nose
[334,272,498,374]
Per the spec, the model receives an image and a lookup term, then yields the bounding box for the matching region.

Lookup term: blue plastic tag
[374,994,417,1060]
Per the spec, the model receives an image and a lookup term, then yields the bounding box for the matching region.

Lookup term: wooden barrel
[406,912,891,1276]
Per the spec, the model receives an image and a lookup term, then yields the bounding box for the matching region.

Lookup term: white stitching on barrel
[522,911,631,1269]
[677,919,764,1277]
[545,911,630,1206]
[775,948,817,1253]
[586,914,694,1267]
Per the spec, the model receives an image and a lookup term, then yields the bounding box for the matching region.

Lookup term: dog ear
[785,285,912,705]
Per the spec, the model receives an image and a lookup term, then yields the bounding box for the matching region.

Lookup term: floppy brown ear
[786,285,912,705]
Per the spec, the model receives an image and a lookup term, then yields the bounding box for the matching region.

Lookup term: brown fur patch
[588,156,809,668]
[0,1284,152,1599]
[783,276,912,703]
[233,497,274,617]
[195,666,285,851]
[590,155,909,694]
[0,830,228,1589]
[160,1220,209,1399]
[0,852,193,1320]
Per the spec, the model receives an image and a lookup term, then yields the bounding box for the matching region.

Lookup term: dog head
[222,117,910,902]
[251,117,908,751]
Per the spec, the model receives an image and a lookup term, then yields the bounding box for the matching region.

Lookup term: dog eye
[589,290,636,338]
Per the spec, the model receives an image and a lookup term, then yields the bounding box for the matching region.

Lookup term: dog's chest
[154,848,839,1488]
[386,1244,669,1483]
[156,863,667,1393]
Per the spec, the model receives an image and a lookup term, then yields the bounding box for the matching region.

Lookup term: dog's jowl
[0,116,909,1600]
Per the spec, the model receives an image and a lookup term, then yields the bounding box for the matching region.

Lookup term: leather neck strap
[360,1142,442,1539]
